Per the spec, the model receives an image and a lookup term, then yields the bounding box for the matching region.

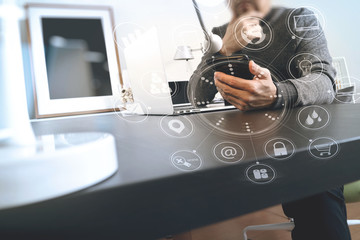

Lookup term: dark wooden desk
[0,103,360,240]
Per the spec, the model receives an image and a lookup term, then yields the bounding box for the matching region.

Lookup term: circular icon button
[160,116,194,138]
[171,150,202,172]
[309,137,339,159]
[141,71,171,99]
[286,6,325,41]
[234,17,273,51]
[113,98,149,123]
[297,105,330,130]
[246,163,276,184]
[213,142,245,164]
[287,53,324,82]
[264,138,295,160]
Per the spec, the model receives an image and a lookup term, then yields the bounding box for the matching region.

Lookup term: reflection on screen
[42,18,112,99]
[169,81,190,105]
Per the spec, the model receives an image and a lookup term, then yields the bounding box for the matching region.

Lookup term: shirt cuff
[272,81,298,109]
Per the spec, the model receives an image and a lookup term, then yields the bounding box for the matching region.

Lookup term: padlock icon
[273,142,288,156]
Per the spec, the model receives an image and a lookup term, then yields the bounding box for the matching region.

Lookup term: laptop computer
[123,27,235,116]
[169,81,235,115]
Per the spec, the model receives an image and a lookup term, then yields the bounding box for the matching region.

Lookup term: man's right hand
[219,11,263,56]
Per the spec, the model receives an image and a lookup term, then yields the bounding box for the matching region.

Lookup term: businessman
[187,0,351,239]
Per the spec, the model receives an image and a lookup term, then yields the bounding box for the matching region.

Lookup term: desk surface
[1,103,360,239]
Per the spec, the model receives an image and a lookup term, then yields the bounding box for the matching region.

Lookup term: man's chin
[236,6,256,16]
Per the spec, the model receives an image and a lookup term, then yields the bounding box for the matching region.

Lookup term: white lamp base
[0,132,118,210]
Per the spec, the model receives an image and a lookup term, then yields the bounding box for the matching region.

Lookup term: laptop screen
[169,81,190,105]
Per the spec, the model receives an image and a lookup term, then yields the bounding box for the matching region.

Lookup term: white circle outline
[170,150,202,172]
[287,53,324,82]
[308,137,339,160]
[113,22,146,50]
[190,61,289,137]
[286,6,326,41]
[245,163,276,184]
[195,105,287,137]
[140,71,171,99]
[193,0,231,16]
[234,17,273,51]
[297,105,330,130]
[171,23,212,55]
[169,81,179,98]
[264,138,296,160]
[113,98,149,123]
[160,115,194,138]
[212,141,246,164]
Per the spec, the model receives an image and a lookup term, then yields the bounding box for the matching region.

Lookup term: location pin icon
[168,120,185,134]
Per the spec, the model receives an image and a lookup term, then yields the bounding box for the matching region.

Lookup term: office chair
[242,180,360,240]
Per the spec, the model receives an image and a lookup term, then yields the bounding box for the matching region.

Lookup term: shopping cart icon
[314,143,333,156]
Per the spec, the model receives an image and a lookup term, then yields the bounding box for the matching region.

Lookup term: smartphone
[206,54,254,106]
[206,54,254,80]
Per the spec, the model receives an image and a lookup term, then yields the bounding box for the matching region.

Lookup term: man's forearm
[273,73,335,109]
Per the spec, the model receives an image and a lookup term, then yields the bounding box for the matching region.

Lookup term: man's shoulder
[266,7,292,22]
[211,7,316,37]
[269,6,317,19]
[212,23,228,38]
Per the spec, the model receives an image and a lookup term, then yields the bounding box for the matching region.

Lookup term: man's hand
[214,61,277,111]
[220,11,263,56]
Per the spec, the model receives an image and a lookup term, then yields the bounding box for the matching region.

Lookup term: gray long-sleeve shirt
[187,7,336,109]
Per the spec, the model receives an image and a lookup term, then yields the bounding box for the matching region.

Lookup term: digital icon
[297,105,330,130]
[309,137,339,159]
[213,142,245,164]
[171,150,202,171]
[288,53,324,80]
[246,163,276,184]
[314,143,333,156]
[168,120,185,134]
[241,22,266,45]
[294,14,320,32]
[273,142,288,156]
[160,116,193,138]
[113,22,146,50]
[298,59,313,76]
[305,110,322,126]
[173,156,192,168]
[234,17,273,51]
[265,138,295,160]
[149,72,169,95]
[113,98,149,123]
[287,7,325,41]
[124,102,145,115]
[221,146,237,159]
[141,71,170,98]
[253,169,269,180]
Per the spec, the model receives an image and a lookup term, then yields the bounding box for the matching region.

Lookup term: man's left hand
[214,60,277,111]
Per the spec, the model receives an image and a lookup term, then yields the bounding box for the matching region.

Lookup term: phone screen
[206,54,254,80]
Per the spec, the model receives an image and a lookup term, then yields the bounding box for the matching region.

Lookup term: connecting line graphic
[195,128,216,151]
[248,134,259,164]
[266,38,294,69]
[275,118,312,142]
